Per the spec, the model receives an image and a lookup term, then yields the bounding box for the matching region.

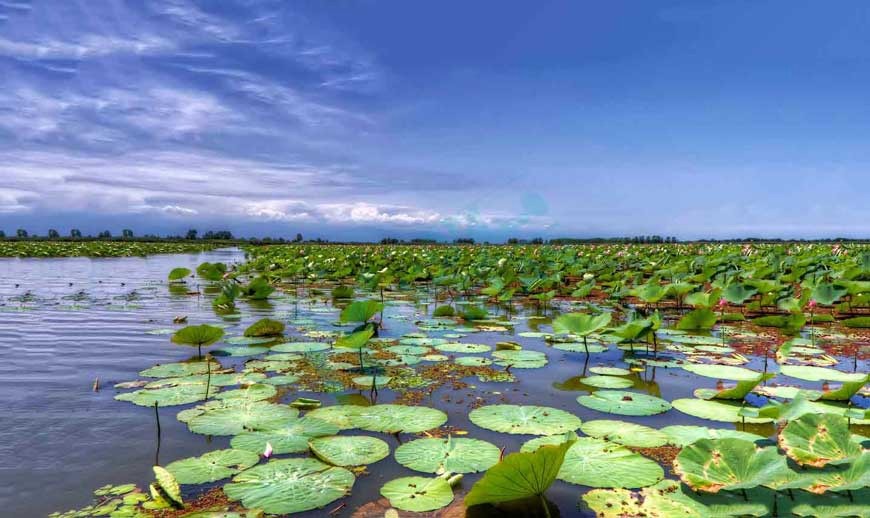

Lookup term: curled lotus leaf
[660,425,766,447]
[778,413,862,467]
[522,435,664,488]
[188,402,299,436]
[673,438,790,493]
[223,458,354,515]
[308,435,390,466]
[172,324,225,346]
[580,420,669,448]
[165,449,259,484]
[381,476,454,513]
[469,404,581,435]
[394,437,500,474]
[577,390,671,416]
[153,466,182,507]
[231,417,339,454]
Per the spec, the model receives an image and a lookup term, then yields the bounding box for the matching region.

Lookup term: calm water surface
[0,249,865,517]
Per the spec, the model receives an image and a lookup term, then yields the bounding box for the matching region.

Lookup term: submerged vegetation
[22,242,869,517]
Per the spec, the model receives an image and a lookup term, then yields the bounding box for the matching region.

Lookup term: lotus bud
[807,299,817,310]
[263,442,273,458]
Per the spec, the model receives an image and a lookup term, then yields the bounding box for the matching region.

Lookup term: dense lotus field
[46,243,869,517]
[0,241,218,258]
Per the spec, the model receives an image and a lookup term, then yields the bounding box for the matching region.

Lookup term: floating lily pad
[115,383,218,407]
[582,479,708,517]
[522,436,664,488]
[309,435,390,466]
[188,402,299,435]
[351,404,448,433]
[660,425,766,447]
[213,346,269,357]
[140,361,221,378]
[588,366,631,376]
[261,374,299,386]
[553,342,608,354]
[244,359,296,372]
[263,353,304,362]
[779,413,861,467]
[672,399,773,424]
[779,365,867,383]
[214,383,277,403]
[306,405,366,430]
[580,375,634,389]
[454,356,492,367]
[380,476,454,512]
[351,375,393,388]
[682,364,762,380]
[231,417,339,454]
[580,420,669,448]
[166,449,259,484]
[469,404,581,435]
[674,438,789,493]
[492,349,548,368]
[577,391,671,416]
[225,336,276,345]
[224,458,354,514]
[394,437,500,473]
[386,345,431,355]
[423,354,449,362]
[271,342,331,353]
[435,342,491,354]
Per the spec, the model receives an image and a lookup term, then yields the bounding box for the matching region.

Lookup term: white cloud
[0,34,175,60]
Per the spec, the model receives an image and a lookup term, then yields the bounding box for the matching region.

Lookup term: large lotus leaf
[140,360,222,378]
[801,452,870,493]
[675,309,718,330]
[722,283,758,304]
[115,383,218,407]
[682,364,762,381]
[339,300,383,323]
[172,324,225,346]
[435,342,491,354]
[243,318,285,338]
[231,417,339,454]
[779,365,868,383]
[308,435,390,466]
[168,267,192,281]
[465,436,575,506]
[381,476,454,512]
[779,413,862,467]
[552,312,612,336]
[672,399,772,424]
[582,479,708,517]
[522,436,664,488]
[350,404,448,433]
[661,425,765,447]
[492,349,548,368]
[306,405,366,430]
[334,327,374,349]
[576,390,671,416]
[674,438,790,493]
[188,402,299,435]
[214,383,276,404]
[580,420,669,448]
[811,283,848,306]
[580,375,634,389]
[394,437,500,474]
[469,404,581,435]
[165,449,259,484]
[786,488,870,517]
[223,458,354,514]
[271,341,330,353]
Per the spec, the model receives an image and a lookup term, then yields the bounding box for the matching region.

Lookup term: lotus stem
[540,493,552,518]
[205,356,211,400]
[154,402,161,466]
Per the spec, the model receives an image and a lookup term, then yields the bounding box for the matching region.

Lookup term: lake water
[0,249,865,517]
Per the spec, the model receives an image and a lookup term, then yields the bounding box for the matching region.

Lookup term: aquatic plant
[170,324,225,359]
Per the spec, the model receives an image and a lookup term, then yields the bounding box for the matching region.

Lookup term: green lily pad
[140,361,221,378]
[779,413,862,467]
[224,458,354,514]
[309,435,390,466]
[271,341,331,353]
[306,405,366,430]
[674,438,790,493]
[380,476,454,512]
[672,399,773,424]
[582,479,708,517]
[386,345,431,355]
[660,425,766,447]
[580,420,669,448]
[779,365,867,383]
[261,374,299,386]
[435,342,491,354]
[576,391,671,416]
[351,404,448,433]
[552,342,608,353]
[214,383,277,403]
[225,336,276,345]
[188,402,299,435]
[454,356,493,367]
[213,346,269,357]
[588,366,631,376]
[492,349,548,368]
[682,364,762,381]
[351,375,393,388]
[231,417,339,454]
[115,383,218,407]
[394,437,500,474]
[469,404,581,435]
[165,449,259,484]
[522,436,664,488]
[580,375,635,389]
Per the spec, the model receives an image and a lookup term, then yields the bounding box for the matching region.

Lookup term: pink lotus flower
[263,442,273,458]
[716,298,728,309]
[807,299,817,309]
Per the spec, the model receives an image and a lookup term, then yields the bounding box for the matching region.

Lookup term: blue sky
[1,0,868,240]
